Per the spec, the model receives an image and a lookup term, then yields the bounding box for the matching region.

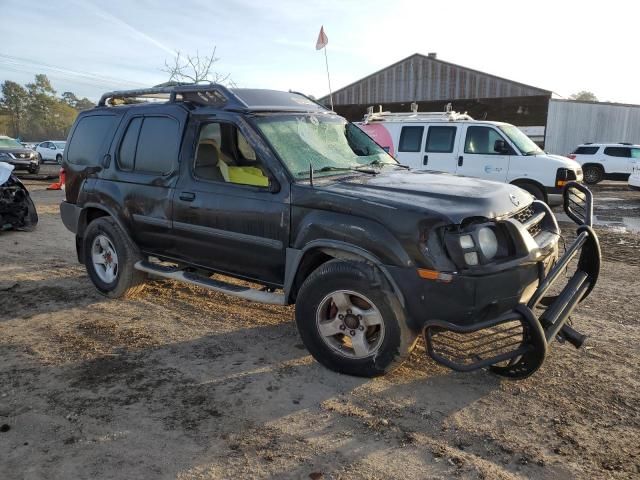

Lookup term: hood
[317,170,532,223]
[535,153,580,169]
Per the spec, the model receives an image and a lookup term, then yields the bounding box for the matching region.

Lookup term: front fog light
[477,227,498,260]
[464,252,479,265]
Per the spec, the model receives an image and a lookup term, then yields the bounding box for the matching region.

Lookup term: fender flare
[78,202,132,239]
[510,178,548,201]
[284,239,406,306]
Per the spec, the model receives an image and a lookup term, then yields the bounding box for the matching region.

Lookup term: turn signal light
[417,269,453,282]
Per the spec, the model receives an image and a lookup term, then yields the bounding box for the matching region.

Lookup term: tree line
[0,74,94,141]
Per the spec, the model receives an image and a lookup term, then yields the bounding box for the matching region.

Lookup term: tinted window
[118,117,142,171]
[425,126,456,153]
[398,126,424,152]
[67,115,117,165]
[464,126,505,155]
[604,147,630,158]
[134,117,180,174]
[573,146,599,155]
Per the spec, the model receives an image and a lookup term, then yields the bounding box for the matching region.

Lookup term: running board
[134,261,286,305]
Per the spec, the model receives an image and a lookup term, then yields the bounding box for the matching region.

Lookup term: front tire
[515,182,545,202]
[83,217,146,298]
[28,164,40,174]
[295,260,417,377]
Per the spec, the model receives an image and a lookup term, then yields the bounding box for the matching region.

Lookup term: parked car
[35,140,66,164]
[357,108,582,203]
[629,163,640,191]
[59,85,600,380]
[569,143,640,184]
[0,161,38,231]
[0,136,40,174]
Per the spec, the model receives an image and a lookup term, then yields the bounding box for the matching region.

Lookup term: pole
[323,46,334,111]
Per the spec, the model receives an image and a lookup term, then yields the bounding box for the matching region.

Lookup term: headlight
[477,227,498,260]
[0,152,9,159]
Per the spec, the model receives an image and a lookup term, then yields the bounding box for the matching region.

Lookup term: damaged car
[0,162,38,231]
[59,85,601,379]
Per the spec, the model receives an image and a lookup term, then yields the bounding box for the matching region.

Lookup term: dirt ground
[1,171,639,480]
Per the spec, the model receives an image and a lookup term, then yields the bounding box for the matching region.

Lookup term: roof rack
[363,103,473,123]
[98,83,247,109]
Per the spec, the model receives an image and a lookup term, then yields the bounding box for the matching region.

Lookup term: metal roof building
[320,53,550,106]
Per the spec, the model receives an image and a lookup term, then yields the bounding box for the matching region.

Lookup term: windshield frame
[53,141,66,149]
[497,124,544,156]
[251,113,399,181]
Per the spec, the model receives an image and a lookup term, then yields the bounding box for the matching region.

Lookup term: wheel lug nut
[357,315,362,320]
[339,324,346,330]
[347,309,352,314]
[350,330,356,336]
[338,314,344,320]
[359,325,364,331]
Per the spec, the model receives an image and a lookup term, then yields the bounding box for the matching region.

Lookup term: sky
[1,0,639,104]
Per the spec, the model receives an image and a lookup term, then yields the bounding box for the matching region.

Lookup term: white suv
[629,163,640,191]
[35,140,66,164]
[357,108,582,203]
[569,143,640,185]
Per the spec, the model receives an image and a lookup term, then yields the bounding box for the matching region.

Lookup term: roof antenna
[309,162,314,187]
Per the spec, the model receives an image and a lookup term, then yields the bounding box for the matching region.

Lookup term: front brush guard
[423,182,601,379]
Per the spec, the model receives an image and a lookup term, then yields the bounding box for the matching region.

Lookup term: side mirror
[50,146,56,150]
[268,177,281,193]
[494,139,509,154]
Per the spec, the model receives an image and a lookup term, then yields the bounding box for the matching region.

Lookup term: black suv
[59,85,601,379]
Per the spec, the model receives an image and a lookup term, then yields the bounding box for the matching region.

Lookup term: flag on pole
[315,26,328,50]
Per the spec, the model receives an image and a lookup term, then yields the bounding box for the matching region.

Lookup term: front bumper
[420,182,600,379]
[6,159,38,170]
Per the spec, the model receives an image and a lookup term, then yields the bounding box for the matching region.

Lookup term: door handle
[458,155,464,167]
[423,155,428,166]
[179,192,196,202]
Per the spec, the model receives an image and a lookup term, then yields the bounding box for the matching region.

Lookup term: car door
[603,146,632,173]
[171,113,290,286]
[422,125,459,173]
[394,125,425,169]
[96,105,187,253]
[456,125,511,182]
[38,142,52,161]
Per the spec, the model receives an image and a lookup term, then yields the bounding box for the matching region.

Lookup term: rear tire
[83,217,146,298]
[56,154,63,165]
[583,165,604,185]
[295,260,417,377]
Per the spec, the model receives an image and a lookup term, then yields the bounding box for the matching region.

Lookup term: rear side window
[118,117,142,171]
[425,126,456,153]
[117,116,180,174]
[398,126,424,152]
[573,146,599,155]
[135,117,180,174]
[604,147,630,157]
[67,115,117,165]
[631,148,640,159]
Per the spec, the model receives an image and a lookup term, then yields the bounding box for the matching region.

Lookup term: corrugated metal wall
[545,100,640,154]
[327,54,548,105]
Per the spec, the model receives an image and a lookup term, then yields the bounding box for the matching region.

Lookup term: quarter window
[631,148,640,159]
[135,117,179,174]
[573,146,600,155]
[464,126,505,155]
[398,126,424,152]
[66,115,117,165]
[425,126,456,153]
[603,147,630,158]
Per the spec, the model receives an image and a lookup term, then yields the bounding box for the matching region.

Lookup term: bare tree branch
[162,47,233,86]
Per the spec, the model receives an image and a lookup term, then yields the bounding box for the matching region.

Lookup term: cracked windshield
[255,115,397,178]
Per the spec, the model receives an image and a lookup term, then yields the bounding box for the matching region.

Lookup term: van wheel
[583,165,604,185]
[83,217,146,298]
[295,260,417,377]
[514,182,545,202]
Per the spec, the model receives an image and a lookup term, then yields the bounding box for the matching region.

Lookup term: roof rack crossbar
[363,109,474,123]
[98,83,247,108]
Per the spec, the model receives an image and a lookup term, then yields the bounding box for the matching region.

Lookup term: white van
[357,108,582,203]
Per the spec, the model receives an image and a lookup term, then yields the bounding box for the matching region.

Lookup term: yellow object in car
[218,161,269,187]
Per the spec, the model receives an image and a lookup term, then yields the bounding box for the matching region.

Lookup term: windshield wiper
[298,165,377,176]
[364,159,410,169]
[524,150,541,156]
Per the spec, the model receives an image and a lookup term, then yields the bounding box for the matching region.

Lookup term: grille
[511,205,543,237]
[429,320,525,368]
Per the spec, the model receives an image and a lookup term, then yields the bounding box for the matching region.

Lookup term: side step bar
[134,260,286,305]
